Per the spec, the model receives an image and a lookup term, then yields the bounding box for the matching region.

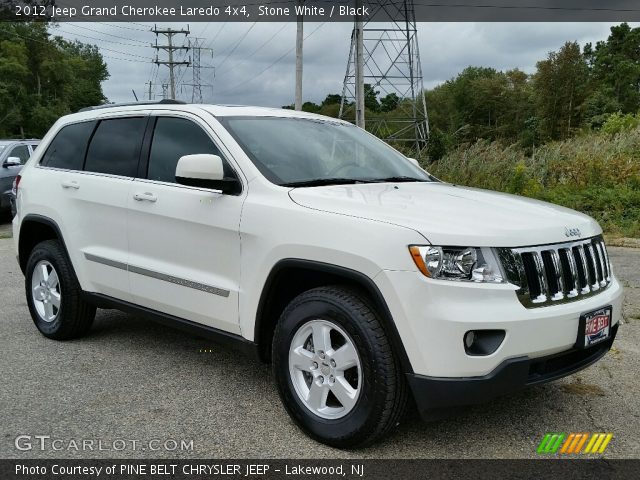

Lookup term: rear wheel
[25,240,96,340]
[273,286,407,448]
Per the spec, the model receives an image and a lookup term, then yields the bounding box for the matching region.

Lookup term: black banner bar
[2,0,640,22]
[1,460,639,480]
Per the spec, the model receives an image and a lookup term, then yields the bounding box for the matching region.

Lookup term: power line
[217,22,326,96]
[3,29,151,64]
[54,28,150,49]
[202,22,227,51]
[96,22,149,32]
[217,23,290,78]
[62,23,148,44]
[216,22,257,70]
[412,2,640,12]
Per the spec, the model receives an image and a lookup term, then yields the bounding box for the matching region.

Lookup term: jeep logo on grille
[565,227,581,238]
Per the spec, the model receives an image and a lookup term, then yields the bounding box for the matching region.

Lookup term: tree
[321,93,342,106]
[364,83,380,112]
[533,42,589,140]
[0,22,109,138]
[584,23,640,115]
[379,93,399,112]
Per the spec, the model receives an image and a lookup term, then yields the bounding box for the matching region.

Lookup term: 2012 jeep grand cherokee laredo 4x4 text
[12,101,623,448]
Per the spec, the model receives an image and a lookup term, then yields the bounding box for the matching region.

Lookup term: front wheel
[272,286,407,448]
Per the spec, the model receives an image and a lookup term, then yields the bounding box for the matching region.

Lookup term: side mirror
[407,157,420,168]
[175,154,240,194]
[407,156,438,180]
[3,157,21,168]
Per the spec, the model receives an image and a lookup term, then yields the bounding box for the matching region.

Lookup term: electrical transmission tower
[152,25,190,100]
[182,38,214,103]
[339,0,429,153]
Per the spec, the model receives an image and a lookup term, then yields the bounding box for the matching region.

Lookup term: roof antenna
[132,90,139,102]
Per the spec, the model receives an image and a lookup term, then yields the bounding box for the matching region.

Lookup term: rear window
[41,122,95,170]
[84,118,146,177]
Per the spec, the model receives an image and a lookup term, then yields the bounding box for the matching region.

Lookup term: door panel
[127,115,243,333]
[127,183,242,333]
[58,171,133,301]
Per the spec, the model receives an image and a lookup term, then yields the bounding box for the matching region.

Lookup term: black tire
[25,240,96,340]
[272,285,407,448]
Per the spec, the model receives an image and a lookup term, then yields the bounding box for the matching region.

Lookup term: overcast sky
[50,22,633,107]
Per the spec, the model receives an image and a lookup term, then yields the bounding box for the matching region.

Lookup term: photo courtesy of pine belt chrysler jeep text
[12,101,623,448]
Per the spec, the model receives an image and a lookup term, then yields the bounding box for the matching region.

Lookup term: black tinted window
[148,117,222,183]
[85,118,146,176]
[9,145,30,163]
[41,122,95,170]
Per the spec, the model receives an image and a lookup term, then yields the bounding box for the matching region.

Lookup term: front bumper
[375,269,624,378]
[407,324,617,418]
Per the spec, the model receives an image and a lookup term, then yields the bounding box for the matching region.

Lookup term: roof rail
[78,99,187,113]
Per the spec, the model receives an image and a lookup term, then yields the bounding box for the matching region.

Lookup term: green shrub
[601,112,640,135]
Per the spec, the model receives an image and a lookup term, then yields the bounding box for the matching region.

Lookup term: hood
[288,182,600,247]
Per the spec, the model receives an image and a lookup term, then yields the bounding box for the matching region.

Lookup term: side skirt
[83,292,259,360]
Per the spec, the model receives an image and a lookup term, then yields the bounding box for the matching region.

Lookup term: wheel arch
[254,259,413,373]
[18,214,69,275]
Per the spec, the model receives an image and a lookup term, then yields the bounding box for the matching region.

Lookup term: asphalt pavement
[0,226,638,459]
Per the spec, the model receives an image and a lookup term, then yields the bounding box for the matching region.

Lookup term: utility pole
[355,0,365,128]
[152,25,190,100]
[146,81,153,100]
[295,0,304,111]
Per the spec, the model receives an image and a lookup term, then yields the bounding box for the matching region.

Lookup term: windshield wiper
[281,178,373,187]
[281,176,430,188]
[367,176,430,183]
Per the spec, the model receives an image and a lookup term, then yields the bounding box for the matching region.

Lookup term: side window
[147,117,226,183]
[85,117,146,177]
[9,145,30,164]
[40,121,95,170]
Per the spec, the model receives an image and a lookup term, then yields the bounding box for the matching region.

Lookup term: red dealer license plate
[579,306,612,349]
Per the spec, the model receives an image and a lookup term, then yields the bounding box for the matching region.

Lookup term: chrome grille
[498,236,612,308]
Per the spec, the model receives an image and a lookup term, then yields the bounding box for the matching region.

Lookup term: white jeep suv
[12,101,623,447]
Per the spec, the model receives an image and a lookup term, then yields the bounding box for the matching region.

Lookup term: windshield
[220,117,432,186]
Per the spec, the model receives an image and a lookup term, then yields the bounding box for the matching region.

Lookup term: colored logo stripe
[538,433,613,454]
[537,433,566,454]
[584,433,613,454]
[560,433,588,453]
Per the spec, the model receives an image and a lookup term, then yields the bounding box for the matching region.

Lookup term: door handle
[61,180,79,190]
[133,192,157,203]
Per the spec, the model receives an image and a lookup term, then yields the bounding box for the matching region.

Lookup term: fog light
[464,331,475,349]
[463,330,506,356]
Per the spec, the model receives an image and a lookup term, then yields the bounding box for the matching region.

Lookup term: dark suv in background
[0,140,39,217]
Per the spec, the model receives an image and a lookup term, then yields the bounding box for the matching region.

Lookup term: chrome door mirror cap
[3,157,21,168]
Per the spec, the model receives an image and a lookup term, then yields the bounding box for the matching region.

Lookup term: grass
[424,127,640,238]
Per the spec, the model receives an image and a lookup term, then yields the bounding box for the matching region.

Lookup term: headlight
[409,245,505,283]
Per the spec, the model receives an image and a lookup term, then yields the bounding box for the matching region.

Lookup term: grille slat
[584,244,600,291]
[594,241,607,285]
[599,240,611,280]
[506,236,612,308]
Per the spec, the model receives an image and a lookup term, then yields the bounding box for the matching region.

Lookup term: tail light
[12,175,21,196]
